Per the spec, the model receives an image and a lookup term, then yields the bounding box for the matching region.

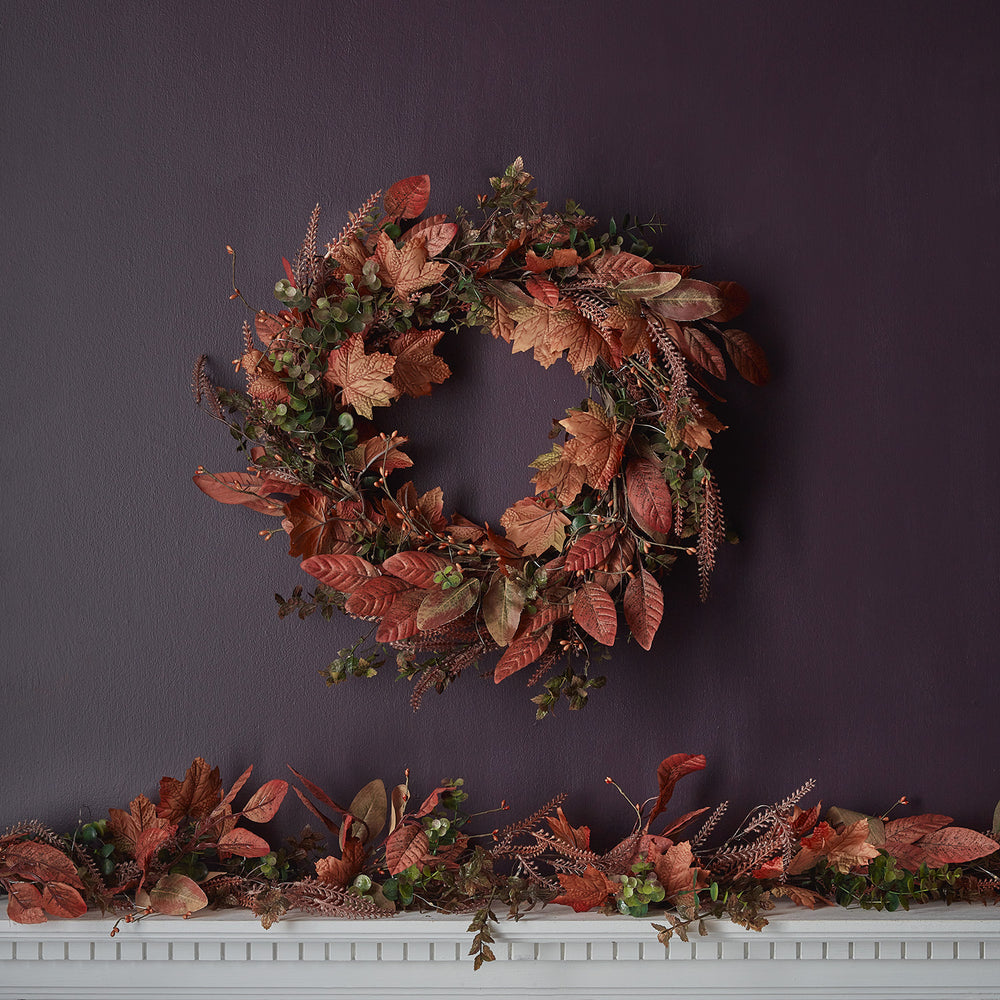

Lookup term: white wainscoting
[2,901,999,999]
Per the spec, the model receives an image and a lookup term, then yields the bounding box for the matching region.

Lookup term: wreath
[193,160,767,715]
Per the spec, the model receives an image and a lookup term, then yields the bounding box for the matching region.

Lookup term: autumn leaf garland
[194,160,768,713]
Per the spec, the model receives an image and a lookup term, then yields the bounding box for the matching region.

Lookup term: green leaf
[613,271,682,299]
[415,579,481,631]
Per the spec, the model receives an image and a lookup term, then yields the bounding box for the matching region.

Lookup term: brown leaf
[530,445,586,506]
[389,328,451,398]
[6,881,46,923]
[882,814,952,850]
[593,250,654,281]
[678,325,727,380]
[500,497,570,557]
[385,823,432,875]
[315,837,366,887]
[109,793,170,857]
[346,434,414,475]
[415,578,481,631]
[241,348,290,405]
[404,214,457,255]
[623,568,664,651]
[135,827,174,874]
[770,885,833,910]
[560,403,628,492]
[3,841,85,888]
[552,865,616,912]
[193,471,285,516]
[254,310,287,347]
[706,281,750,323]
[613,271,683,299]
[626,459,674,537]
[375,230,449,300]
[525,276,560,305]
[605,302,654,357]
[148,874,208,915]
[323,332,397,419]
[789,820,881,874]
[564,526,619,572]
[494,625,553,682]
[345,576,412,617]
[896,827,1000,869]
[217,828,271,858]
[300,553,379,591]
[241,780,288,824]
[41,882,87,919]
[572,582,617,646]
[647,279,724,322]
[525,247,582,272]
[546,807,591,850]
[383,174,430,221]
[381,550,451,588]
[375,588,425,643]
[482,572,526,646]
[158,758,222,823]
[648,754,707,825]
[389,783,410,834]
[348,779,387,844]
[649,841,709,907]
[283,490,356,558]
[722,328,769,386]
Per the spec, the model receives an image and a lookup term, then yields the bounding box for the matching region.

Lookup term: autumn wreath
[194,160,767,714]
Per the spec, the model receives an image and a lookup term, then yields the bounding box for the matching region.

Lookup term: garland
[193,161,768,714]
[3,756,998,969]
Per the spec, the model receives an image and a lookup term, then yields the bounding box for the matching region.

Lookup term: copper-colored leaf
[572,582,617,646]
[3,841,85,888]
[389,783,410,834]
[564,526,619,572]
[415,783,459,818]
[525,247,582,272]
[157,758,222,823]
[546,807,591,850]
[882,814,952,850]
[385,823,432,875]
[416,578,480,631]
[345,576,412,618]
[315,837,366,887]
[649,754,707,824]
[902,827,1000,869]
[323,332,397,419]
[375,588,425,643]
[626,459,674,537]
[193,472,284,516]
[552,865,616,912]
[678,325,726,380]
[254,310,287,347]
[560,403,628,492]
[217,827,271,858]
[647,279,724,322]
[530,445,586,506]
[6,881,46,923]
[500,497,570,557]
[41,882,87,919]
[241,779,288,824]
[375,230,449,300]
[148,874,208,915]
[525,276,560,305]
[389,328,451,398]
[722,328,769,386]
[593,250,654,281]
[482,572,526,646]
[135,827,174,874]
[300,553,379,591]
[660,806,711,841]
[707,281,750,323]
[348,779,387,844]
[381,550,451,588]
[241,348,290,405]
[494,625,553,683]
[283,490,355,558]
[649,841,709,906]
[383,174,430,221]
[613,271,683,299]
[404,214,457,255]
[623,567,664,651]
[108,794,171,858]
[770,885,833,910]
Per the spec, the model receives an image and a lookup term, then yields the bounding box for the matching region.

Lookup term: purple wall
[3,1,999,844]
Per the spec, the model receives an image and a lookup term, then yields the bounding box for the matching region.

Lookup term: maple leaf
[254,310,289,348]
[530,445,586,506]
[404,214,458,255]
[282,490,358,558]
[345,433,414,476]
[770,885,834,909]
[553,865,616,913]
[525,247,582,272]
[546,807,591,850]
[649,841,709,911]
[560,402,629,492]
[374,230,449,300]
[787,820,880,875]
[241,348,290,405]
[499,497,570,556]
[605,302,653,356]
[323,333,397,420]
[108,794,172,857]
[390,328,451,398]
[157,758,222,824]
[315,837,366,888]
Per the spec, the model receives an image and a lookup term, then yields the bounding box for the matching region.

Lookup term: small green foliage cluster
[432,564,463,589]
[615,863,666,916]
[531,665,607,718]
[813,852,966,912]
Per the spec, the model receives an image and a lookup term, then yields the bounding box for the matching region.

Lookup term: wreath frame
[194,160,768,714]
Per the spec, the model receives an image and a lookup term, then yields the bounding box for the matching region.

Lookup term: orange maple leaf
[282,489,358,558]
[787,820,881,875]
[323,333,397,419]
[389,328,451,398]
[375,231,449,300]
[530,445,586,505]
[648,840,709,913]
[560,402,629,491]
[157,758,222,824]
[553,865,616,913]
[509,302,612,373]
[499,497,570,556]
[241,348,289,405]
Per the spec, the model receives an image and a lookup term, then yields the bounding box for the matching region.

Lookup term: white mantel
[2,901,999,999]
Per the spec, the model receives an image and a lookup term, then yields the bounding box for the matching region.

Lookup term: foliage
[4,757,998,968]
[194,161,767,713]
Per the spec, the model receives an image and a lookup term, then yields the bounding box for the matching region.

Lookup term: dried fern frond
[494,793,567,849]
[690,800,729,849]
[696,475,725,602]
[324,190,382,259]
[284,879,390,918]
[191,354,222,418]
[292,204,321,287]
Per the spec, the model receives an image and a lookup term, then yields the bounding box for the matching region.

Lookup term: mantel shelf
[3,900,999,999]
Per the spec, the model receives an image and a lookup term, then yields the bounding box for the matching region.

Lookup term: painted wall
[3,1,998,845]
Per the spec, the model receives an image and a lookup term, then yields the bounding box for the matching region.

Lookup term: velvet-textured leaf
[494,625,553,682]
[381,551,451,588]
[148,874,209,915]
[348,779,387,844]
[415,578,480,631]
[482,572,526,646]
[882,814,952,849]
[647,279,724,322]
[564,526,619,572]
[383,174,430,221]
[41,882,87,919]
[552,866,616,912]
[6,881,46,923]
[678,325,727,379]
[385,823,432,875]
[375,230,449,300]
[626,459,674,537]
[613,271,683,299]
[500,497,569,557]
[375,588,425,643]
[345,576,411,617]
[623,568,664,651]
[389,328,451,398]
[323,332,397,419]
[404,214,457,255]
[722,328,769,386]
[648,754,707,824]
[217,828,271,858]
[241,780,288,824]
[300,553,379,591]
[192,472,284,515]
[572,582,617,645]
